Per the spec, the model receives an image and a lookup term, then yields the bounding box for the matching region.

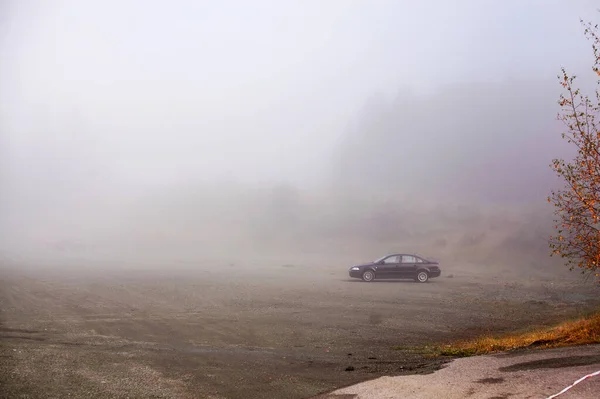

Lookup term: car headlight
[351,267,360,271]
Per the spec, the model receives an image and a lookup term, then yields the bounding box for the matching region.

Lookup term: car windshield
[373,255,389,263]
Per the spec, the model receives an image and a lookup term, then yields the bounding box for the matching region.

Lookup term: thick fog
[1,1,599,271]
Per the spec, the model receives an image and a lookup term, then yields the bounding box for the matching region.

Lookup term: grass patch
[433,311,600,358]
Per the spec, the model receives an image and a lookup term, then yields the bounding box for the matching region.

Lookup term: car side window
[416,257,424,263]
[401,255,417,263]
[383,255,399,264]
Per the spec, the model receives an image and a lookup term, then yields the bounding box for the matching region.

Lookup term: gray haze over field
[1,1,599,271]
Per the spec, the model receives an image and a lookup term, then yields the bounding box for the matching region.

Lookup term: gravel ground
[0,260,598,398]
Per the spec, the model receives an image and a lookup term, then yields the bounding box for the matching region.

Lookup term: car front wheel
[415,271,429,283]
[362,270,375,282]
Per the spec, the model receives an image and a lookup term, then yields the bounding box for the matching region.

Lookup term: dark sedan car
[348,253,441,283]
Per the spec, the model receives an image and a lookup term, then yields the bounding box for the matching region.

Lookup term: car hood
[352,262,375,268]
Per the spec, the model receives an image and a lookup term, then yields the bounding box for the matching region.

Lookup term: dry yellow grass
[436,311,600,357]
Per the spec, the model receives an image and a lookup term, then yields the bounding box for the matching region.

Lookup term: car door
[377,255,400,278]
[399,255,418,278]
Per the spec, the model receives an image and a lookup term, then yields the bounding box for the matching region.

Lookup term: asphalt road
[319,344,600,399]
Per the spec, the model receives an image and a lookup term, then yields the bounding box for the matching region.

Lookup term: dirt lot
[1,259,598,399]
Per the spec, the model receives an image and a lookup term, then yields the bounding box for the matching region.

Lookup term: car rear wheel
[415,271,429,283]
[362,270,375,282]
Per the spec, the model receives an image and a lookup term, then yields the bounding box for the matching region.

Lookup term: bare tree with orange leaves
[549,19,600,279]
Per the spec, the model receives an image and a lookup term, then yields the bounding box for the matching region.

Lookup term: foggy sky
[2,0,599,192]
[3,0,600,267]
